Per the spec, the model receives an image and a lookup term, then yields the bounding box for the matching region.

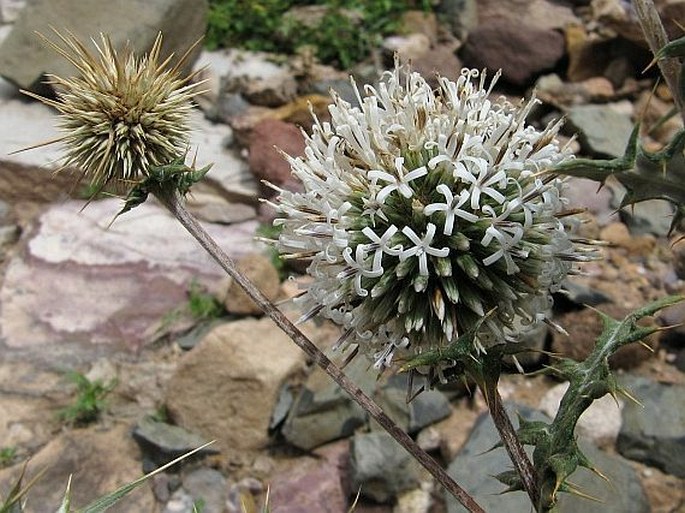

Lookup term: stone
[394,483,433,513]
[0,424,156,513]
[410,44,463,88]
[165,318,306,462]
[552,305,659,370]
[185,191,257,225]
[539,382,624,447]
[242,70,299,108]
[592,0,685,45]
[247,119,305,192]
[446,404,649,513]
[383,33,431,62]
[477,0,579,31]
[224,252,281,315]
[460,19,566,86]
[562,177,618,226]
[181,467,228,513]
[435,0,478,39]
[0,0,25,23]
[398,11,439,46]
[567,101,634,158]
[0,199,259,350]
[617,376,685,478]
[374,373,452,434]
[132,417,218,468]
[565,24,615,83]
[269,441,348,513]
[281,354,375,451]
[558,279,612,308]
[620,199,675,237]
[350,431,422,503]
[0,0,208,91]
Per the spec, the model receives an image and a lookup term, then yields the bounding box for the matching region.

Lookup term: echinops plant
[7,0,684,509]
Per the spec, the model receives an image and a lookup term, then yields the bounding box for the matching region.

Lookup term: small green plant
[59,371,116,426]
[0,447,17,468]
[187,280,224,320]
[205,0,431,68]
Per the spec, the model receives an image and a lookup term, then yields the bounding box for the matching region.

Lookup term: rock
[566,101,634,158]
[394,483,433,513]
[562,177,618,226]
[374,374,452,434]
[0,199,259,350]
[242,70,299,108]
[383,33,431,61]
[398,11,439,46]
[0,0,207,91]
[599,222,657,256]
[617,376,685,478]
[539,382,624,447]
[477,0,579,31]
[185,191,257,225]
[435,0,478,39]
[565,24,615,82]
[0,0,25,23]
[552,305,658,370]
[224,253,281,315]
[281,354,375,451]
[350,431,422,503]
[558,279,612,308]
[592,0,685,45]
[247,119,305,192]
[446,404,650,513]
[165,318,306,462]
[180,467,228,513]
[460,19,566,86]
[409,45,463,87]
[620,199,675,237]
[229,94,331,148]
[0,424,155,513]
[132,417,218,468]
[672,245,685,281]
[269,441,348,513]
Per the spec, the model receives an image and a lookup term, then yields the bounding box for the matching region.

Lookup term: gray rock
[132,417,218,468]
[0,0,207,91]
[181,467,228,513]
[435,0,478,39]
[281,354,375,450]
[350,431,422,503]
[376,374,452,434]
[559,280,612,307]
[566,102,634,158]
[446,404,649,513]
[0,0,25,23]
[309,78,358,106]
[620,199,675,237]
[617,376,685,478]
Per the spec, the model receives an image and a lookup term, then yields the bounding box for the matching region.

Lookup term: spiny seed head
[272,64,598,374]
[24,30,203,189]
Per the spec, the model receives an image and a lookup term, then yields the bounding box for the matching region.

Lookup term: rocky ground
[0,1,684,513]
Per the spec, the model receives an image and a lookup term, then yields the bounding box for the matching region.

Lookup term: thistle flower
[270,65,597,375]
[22,30,202,189]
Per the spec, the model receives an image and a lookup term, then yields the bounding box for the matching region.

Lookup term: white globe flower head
[270,64,596,377]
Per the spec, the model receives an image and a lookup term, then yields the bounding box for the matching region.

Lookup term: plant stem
[154,189,486,513]
[480,378,540,508]
[633,0,685,123]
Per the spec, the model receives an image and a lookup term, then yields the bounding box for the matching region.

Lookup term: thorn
[618,386,643,407]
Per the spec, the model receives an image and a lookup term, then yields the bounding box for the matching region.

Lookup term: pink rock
[269,441,349,513]
[460,20,566,86]
[248,119,305,192]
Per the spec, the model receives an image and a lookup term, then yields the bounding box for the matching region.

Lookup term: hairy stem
[633,0,685,123]
[481,378,540,508]
[154,189,486,513]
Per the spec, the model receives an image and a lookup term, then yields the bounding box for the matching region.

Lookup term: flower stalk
[154,185,486,513]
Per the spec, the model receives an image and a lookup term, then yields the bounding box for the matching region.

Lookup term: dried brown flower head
[22,30,203,189]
